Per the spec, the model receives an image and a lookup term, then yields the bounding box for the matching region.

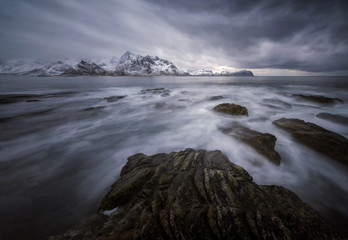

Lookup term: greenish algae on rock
[50,149,340,240]
[213,103,248,116]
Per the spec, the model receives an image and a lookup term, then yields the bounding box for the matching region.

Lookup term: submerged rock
[213,103,248,116]
[263,99,292,109]
[210,95,224,101]
[273,118,348,166]
[104,95,127,103]
[316,113,348,126]
[82,106,106,111]
[292,94,343,104]
[220,123,281,165]
[139,88,171,97]
[50,149,339,240]
[0,92,78,104]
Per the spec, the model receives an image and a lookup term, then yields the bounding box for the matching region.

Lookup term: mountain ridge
[0,52,254,76]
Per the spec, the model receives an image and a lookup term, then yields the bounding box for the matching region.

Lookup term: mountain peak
[119,51,135,63]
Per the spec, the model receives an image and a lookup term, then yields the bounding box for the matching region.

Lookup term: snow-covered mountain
[0,59,79,76]
[115,51,180,76]
[187,69,254,76]
[61,60,107,76]
[0,52,181,76]
[0,52,253,76]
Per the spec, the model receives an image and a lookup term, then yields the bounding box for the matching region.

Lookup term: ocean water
[0,76,347,239]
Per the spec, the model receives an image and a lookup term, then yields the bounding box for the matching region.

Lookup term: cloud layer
[1,0,347,73]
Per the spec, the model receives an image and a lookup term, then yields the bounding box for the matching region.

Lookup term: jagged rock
[292,94,343,104]
[139,88,171,97]
[273,118,348,166]
[316,113,348,126]
[220,123,281,165]
[50,149,340,240]
[213,103,248,116]
[104,95,127,103]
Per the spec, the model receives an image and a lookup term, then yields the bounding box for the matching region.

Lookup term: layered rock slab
[316,113,348,126]
[273,118,348,166]
[220,123,281,165]
[292,94,343,104]
[50,149,339,240]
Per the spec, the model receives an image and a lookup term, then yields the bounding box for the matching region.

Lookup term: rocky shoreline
[49,94,348,239]
[50,149,341,240]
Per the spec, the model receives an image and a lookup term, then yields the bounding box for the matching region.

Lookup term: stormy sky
[1,0,348,75]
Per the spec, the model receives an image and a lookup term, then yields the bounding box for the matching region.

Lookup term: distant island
[0,51,253,77]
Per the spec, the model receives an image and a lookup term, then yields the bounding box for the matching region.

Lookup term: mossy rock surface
[213,103,248,116]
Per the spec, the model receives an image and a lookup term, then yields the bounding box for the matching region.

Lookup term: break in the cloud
[0,0,348,74]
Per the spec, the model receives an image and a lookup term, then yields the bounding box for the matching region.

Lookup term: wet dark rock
[139,88,171,97]
[220,123,281,165]
[104,95,127,103]
[292,94,343,104]
[213,103,248,116]
[248,117,269,122]
[0,94,38,104]
[316,113,348,126]
[210,95,224,101]
[263,99,292,109]
[82,106,106,111]
[50,149,339,240]
[0,109,55,123]
[0,92,78,104]
[273,118,348,166]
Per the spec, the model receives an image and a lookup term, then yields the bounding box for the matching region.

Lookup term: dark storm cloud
[0,0,347,73]
[147,0,348,72]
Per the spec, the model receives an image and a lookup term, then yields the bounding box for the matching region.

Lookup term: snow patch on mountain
[62,60,107,76]
[187,69,254,76]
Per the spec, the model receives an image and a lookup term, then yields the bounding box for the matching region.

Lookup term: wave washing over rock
[1,76,347,239]
[0,52,254,76]
[50,149,340,240]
